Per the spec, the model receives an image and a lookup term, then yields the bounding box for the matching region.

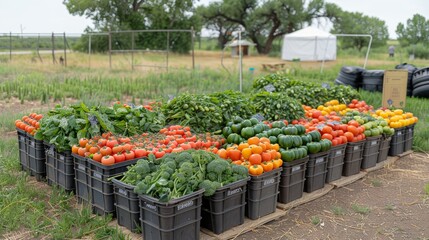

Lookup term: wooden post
[131,32,135,71]
[191,27,195,70]
[88,34,91,69]
[37,34,43,62]
[51,32,56,64]
[108,31,112,70]
[9,32,12,61]
[63,32,67,67]
[166,31,169,72]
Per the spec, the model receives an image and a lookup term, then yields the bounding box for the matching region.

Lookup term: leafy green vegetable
[163,93,223,132]
[252,92,305,122]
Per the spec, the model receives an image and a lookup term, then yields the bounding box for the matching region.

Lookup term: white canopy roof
[281,27,337,61]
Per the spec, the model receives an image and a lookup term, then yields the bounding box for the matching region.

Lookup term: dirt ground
[238,152,429,240]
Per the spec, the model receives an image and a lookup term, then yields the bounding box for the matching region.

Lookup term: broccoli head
[199,180,222,197]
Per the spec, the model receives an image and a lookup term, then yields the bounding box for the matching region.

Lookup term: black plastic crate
[305,151,328,193]
[377,136,392,163]
[139,189,204,240]
[361,136,381,169]
[343,140,365,176]
[278,156,309,204]
[45,142,56,186]
[326,144,346,183]
[246,168,281,220]
[389,127,405,156]
[17,128,28,172]
[27,133,46,181]
[73,154,91,204]
[112,177,140,233]
[56,150,75,192]
[88,159,138,216]
[201,178,248,234]
[403,124,415,152]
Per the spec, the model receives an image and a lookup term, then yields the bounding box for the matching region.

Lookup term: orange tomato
[261,151,272,162]
[92,152,103,162]
[79,138,89,148]
[228,149,242,161]
[217,149,228,159]
[101,155,115,165]
[72,145,79,154]
[249,154,262,165]
[78,147,87,157]
[344,132,354,142]
[247,136,260,145]
[238,142,250,151]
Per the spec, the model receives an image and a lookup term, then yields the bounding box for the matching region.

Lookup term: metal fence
[0,28,196,71]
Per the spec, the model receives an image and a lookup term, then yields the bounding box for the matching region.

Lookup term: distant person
[388,46,395,58]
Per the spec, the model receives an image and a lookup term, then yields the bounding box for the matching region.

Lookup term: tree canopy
[330,8,389,51]
[64,0,199,53]
[197,0,333,54]
[396,14,429,46]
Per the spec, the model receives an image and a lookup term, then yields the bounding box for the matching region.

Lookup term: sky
[0,0,427,38]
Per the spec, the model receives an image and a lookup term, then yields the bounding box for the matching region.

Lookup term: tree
[63,0,200,53]
[330,9,389,51]
[196,3,240,49]
[396,14,429,46]
[197,0,332,55]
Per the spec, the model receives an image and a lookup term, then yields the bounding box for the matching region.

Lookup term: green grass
[424,183,429,195]
[0,120,130,238]
[331,205,346,216]
[351,203,371,215]
[385,203,396,210]
[310,216,321,225]
[370,178,382,187]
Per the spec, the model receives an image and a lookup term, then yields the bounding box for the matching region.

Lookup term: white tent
[281,27,336,61]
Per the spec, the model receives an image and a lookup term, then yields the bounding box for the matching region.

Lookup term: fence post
[131,32,135,71]
[9,32,12,61]
[63,32,67,67]
[88,34,92,69]
[51,32,56,64]
[108,31,112,70]
[166,31,169,72]
[191,27,195,70]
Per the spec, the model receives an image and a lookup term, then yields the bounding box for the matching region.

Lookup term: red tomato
[101,155,115,165]
[106,139,118,148]
[180,143,191,150]
[154,151,166,158]
[100,146,112,156]
[92,152,103,162]
[134,148,147,158]
[113,153,125,163]
[79,138,89,148]
[112,145,123,154]
[124,151,135,160]
[321,133,333,141]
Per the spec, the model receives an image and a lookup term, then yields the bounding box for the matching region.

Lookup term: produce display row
[15,76,418,240]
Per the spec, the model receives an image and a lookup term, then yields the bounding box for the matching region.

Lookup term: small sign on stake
[264,84,276,92]
[251,113,265,122]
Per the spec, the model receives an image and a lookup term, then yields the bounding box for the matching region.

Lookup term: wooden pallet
[362,156,399,173]
[328,171,367,188]
[114,152,413,240]
[276,184,334,210]
[200,209,286,240]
